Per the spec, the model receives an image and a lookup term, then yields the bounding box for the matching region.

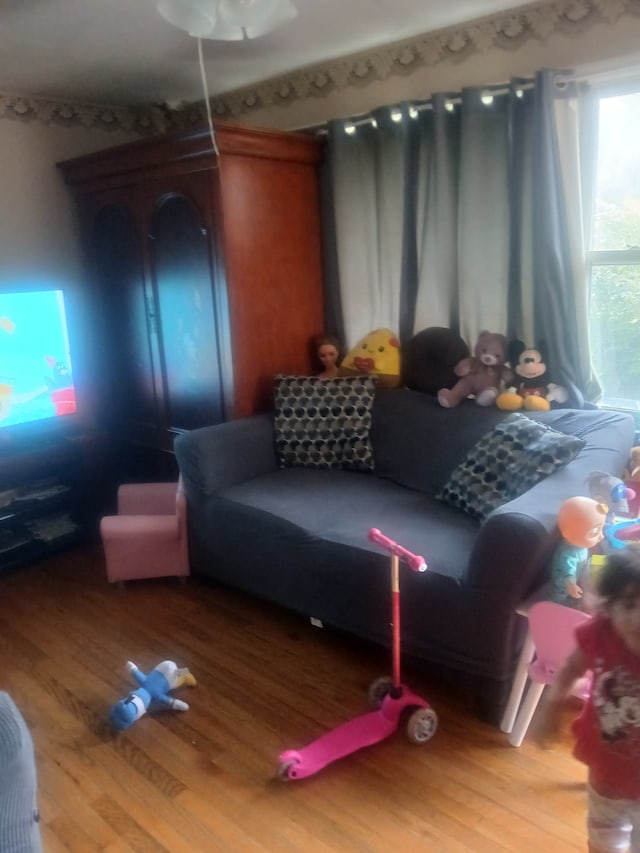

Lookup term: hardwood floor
[1,544,588,852]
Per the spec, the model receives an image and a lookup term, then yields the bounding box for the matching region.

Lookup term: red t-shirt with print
[572,614,640,799]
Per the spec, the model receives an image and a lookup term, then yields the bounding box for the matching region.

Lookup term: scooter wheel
[406,707,438,744]
[278,759,300,781]
[368,676,393,709]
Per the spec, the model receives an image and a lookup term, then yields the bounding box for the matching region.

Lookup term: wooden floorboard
[1,544,588,851]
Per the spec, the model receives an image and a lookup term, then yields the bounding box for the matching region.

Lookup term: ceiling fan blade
[214,0,297,40]
[156,0,217,38]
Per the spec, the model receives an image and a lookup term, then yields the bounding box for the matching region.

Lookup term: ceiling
[1,0,532,107]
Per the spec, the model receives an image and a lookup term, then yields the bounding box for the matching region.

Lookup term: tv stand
[0,436,94,573]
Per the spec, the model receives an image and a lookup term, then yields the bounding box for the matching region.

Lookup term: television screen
[0,290,77,430]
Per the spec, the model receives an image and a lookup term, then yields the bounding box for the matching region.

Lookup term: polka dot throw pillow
[273,375,376,471]
[437,413,585,520]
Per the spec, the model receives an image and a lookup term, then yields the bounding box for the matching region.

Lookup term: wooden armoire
[58,121,325,479]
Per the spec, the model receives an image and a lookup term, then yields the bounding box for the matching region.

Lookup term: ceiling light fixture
[157,0,298,40]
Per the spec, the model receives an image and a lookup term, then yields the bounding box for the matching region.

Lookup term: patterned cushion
[437,413,585,520]
[274,375,376,471]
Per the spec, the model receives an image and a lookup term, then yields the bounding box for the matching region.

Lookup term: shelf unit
[0,438,89,573]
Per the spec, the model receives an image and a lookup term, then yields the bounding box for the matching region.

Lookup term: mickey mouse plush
[496,340,568,412]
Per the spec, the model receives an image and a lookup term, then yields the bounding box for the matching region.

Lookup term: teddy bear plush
[496,340,568,412]
[437,330,510,408]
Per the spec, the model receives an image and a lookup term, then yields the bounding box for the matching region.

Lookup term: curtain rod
[296,75,541,136]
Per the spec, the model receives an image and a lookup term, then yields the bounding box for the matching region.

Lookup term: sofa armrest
[468,510,554,607]
[466,407,636,600]
[174,414,277,499]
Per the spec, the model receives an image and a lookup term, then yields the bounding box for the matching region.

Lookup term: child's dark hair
[597,545,640,601]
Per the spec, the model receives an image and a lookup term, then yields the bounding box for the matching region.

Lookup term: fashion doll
[314,334,342,379]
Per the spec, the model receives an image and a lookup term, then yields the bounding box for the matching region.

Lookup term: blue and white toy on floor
[109,660,196,731]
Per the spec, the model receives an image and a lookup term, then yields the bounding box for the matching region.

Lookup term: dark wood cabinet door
[59,120,325,448]
[149,193,226,433]
[89,203,161,439]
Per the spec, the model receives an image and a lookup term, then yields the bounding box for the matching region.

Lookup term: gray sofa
[174,389,635,718]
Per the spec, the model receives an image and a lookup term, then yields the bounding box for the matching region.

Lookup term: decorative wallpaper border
[0,0,637,131]
[0,92,160,134]
[209,0,639,118]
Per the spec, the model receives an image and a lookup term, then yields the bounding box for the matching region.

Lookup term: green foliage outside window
[589,263,640,403]
[589,93,640,411]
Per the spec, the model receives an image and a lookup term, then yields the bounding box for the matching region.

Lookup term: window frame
[585,79,640,420]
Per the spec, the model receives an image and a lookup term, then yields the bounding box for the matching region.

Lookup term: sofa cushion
[370,390,509,496]
[273,375,376,471]
[218,467,478,584]
[437,413,585,520]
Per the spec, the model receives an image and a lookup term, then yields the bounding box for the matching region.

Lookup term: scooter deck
[279,686,427,780]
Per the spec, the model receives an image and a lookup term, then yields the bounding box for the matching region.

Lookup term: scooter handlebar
[368,528,427,572]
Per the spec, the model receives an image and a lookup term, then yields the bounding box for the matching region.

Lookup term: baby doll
[314,334,342,380]
[550,496,608,608]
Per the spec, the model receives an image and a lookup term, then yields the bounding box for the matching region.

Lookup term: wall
[3,3,640,299]
[1,1,640,351]
[208,1,640,130]
[0,119,136,283]
[0,103,149,429]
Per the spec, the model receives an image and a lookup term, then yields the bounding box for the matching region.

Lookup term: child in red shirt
[535,545,640,853]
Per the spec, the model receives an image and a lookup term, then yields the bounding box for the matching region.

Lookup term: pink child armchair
[100,479,189,585]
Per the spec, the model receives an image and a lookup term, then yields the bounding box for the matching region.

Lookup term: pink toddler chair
[505,601,592,747]
[100,479,189,585]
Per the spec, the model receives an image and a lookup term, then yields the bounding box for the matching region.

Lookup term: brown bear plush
[437,330,510,408]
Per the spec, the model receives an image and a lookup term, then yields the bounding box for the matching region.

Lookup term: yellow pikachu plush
[340,328,401,388]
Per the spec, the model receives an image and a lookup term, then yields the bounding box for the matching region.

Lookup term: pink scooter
[278,528,438,781]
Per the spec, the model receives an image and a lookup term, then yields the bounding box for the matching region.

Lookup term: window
[587,86,640,416]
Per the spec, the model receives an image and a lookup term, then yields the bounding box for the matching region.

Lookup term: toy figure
[437,330,510,408]
[496,340,568,412]
[314,334,342,380]
[550,496,608,608]
[622,447,640,518]
[587,470,636,523]
[109,660,196,731]
[624,447,640,482]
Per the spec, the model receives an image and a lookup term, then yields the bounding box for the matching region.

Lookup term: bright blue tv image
[0,290,76,429]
